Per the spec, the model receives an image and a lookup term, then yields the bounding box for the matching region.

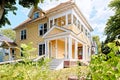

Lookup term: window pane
[78,21,80,30]
[39,24,43,30]
[73,15,77,26]
[44,23,47,29]
[81,24,83,32]
[40,30,43,35]
[39,45,42,56]
[61,16,66,26]
[54,18,58,26]
[68,14,71,24]
[50,20,53,28]
[43,44,45,55]
[34,12,39,19]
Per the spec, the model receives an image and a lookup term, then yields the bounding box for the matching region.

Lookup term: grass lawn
[49,66,89,80]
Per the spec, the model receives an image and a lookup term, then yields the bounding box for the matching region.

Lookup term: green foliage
[0,42,50,80]
[0,0,59,28]
[104,0,120,43]
[89,39,120,80]
[0,28,16,40]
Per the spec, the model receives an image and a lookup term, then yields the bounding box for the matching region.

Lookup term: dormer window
[34,12,39,19]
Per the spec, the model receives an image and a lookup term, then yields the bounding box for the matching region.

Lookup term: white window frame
[20,29,26,40]
[34,11,39,19]
[38,43,45,56]
[39,23,47,36]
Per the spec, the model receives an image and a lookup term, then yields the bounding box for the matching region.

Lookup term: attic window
[34,12,39,19]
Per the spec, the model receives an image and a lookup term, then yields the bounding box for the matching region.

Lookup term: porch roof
[0,41,17,48]
[42,25,72,38]
[42,26,86,44]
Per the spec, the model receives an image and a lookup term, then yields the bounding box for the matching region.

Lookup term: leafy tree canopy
[104,0,120,43]
[0,28,16,40]
[0,0,44,28]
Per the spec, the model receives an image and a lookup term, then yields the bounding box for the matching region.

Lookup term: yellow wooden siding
[15,18,48,58]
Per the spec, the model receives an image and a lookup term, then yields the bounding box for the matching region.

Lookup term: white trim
[42,26,71,38]
[68,36,72,59]
[20,29,27,40]
[38,42,45,56]
[74,40,78,59]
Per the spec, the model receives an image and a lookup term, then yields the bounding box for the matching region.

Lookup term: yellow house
[14,0,93,69]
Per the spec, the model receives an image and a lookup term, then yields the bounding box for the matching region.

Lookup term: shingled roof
[0,34,13,42]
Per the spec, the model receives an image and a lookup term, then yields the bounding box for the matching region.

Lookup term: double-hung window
[21,30,26,40]
[39,44,45,56]
[39,23,47,36]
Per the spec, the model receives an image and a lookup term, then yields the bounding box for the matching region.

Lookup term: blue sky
[2,0,114,41]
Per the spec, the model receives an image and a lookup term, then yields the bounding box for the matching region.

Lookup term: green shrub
[88,39,120,80]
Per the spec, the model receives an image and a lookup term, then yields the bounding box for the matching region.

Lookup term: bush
[88,39,120,80]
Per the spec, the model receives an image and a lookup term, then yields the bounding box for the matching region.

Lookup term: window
[50,20,53,28]
[54,16,66,27]
[21,48,24,57]
[85,29,87,36]
[81,24,83,32]
[73,15,77,26]
[34,12,39,19]
[12,49,15,59]
[39,23,47,36]
[39,44,45,56]
[68,14,71,24]
[78,21,81,30]
[21,30,26,40]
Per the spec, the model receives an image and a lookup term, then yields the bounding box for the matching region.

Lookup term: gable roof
[0,34,13,42]
[28,7,45,18]
[43,26,71,38]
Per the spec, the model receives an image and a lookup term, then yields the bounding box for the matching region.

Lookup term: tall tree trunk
[0,6,4,20]
[0,0,5,20]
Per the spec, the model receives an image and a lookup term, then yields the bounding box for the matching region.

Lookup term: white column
[68,37,72,59]
[55,39,58,59]
[8,48,11,61]
[74,40,78,59]
[82,45,86,61]
[71,14,73,24]
[65,37,67,59]
[45,40,49,58]
[50,42,52,58]
[66,14,68,25]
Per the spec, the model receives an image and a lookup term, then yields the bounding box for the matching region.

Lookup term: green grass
[49,66,89,80]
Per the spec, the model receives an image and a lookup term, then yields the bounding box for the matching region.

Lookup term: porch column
[66,14,68,25]
[45,40,49,58]
[68,37,72,59]
[8,47,11,61]
[82,45,86,61]
[55,39,58,58]
[65,37,67,59]
[74,40,78,59]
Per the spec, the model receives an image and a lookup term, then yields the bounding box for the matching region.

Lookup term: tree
[0,28,16,40]
[0,0,44,28]
[88,39,120,80]
[92,36,101,54]
[104,0,120,43]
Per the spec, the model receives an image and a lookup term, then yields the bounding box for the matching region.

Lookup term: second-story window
[34,12,39,19]
[78,21,81,30]
[50,20,53,28]
[39,23,47,36]
[68,14,71,24]
[21,30,26,40]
